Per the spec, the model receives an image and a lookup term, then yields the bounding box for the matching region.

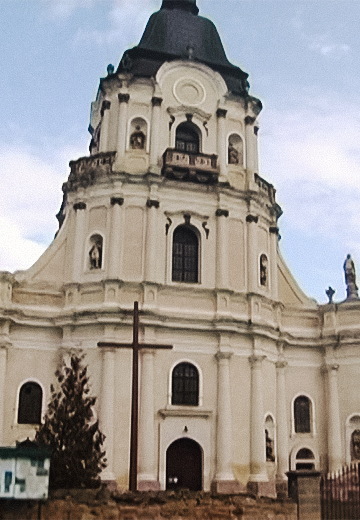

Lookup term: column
[0,347,7,444]
[269,226,279,300]
[100,347,116,481]
[116,93,130,167]
[248,355,268,488]
[72,202,87,282]
[326,364,342,473]
[212,352,241,494]
[99,100,111,153]
[149,97,163,172]
[245,116,256,175]
[108,196,124,279]
[215,209,229,290]
[246,214,258,293]
[145,200,159,283]
[217,108,228,183]
[276,360,288,495]
[138,350,159,490]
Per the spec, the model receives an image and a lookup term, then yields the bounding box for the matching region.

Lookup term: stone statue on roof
[344,254,359,299]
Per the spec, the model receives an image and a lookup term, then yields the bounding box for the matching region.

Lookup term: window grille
[294,395,311,433]
[176,122,200,154]
[172,362,199,406]
[172,226,199,283]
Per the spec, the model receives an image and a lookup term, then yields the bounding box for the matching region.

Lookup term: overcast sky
[1,0,359,304]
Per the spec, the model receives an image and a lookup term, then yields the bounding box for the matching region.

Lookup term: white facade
[1,0,360,497]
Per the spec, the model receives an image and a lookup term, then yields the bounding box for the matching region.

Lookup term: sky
[0,0,360,304]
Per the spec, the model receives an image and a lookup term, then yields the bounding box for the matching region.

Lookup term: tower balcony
[254,173,276,204]
[162,149,219,184]
[64,152,116,193]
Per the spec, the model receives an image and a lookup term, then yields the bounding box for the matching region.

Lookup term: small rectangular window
[4,471,12,493]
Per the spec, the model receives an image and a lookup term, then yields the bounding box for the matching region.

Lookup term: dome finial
[161,0,199,16]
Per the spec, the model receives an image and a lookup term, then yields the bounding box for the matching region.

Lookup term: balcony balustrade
[162,149,219,184]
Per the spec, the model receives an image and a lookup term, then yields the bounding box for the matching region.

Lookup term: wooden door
[166,438,202,491]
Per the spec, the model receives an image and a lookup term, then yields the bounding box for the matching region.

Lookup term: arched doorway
[166,438,202,491]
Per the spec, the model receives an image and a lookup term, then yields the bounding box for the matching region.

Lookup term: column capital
[215,209,229,218]
[118,93,130,104]
[246,214,259,224]
[245,115,256,126]
[249,354,266,367]
[275,360,288,370]
[73,201,86,211]
[322,363,340,374]
[152,96,163,107]
[216,108,227,119]
[215,351,233,361]
[269,226,279,235]
[111,197,124,206]
[146,199,160,209]
[101,100,111,116]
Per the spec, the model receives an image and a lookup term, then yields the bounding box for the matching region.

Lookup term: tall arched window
[176,122,200,154]
[172,226,199,283]
[18,382,42,425]
[294,395,311,433]
[172,362,199,406]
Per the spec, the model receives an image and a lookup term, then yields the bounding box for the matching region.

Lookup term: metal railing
[321,464,360,520]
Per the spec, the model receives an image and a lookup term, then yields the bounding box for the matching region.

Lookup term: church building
[1,0,360,497]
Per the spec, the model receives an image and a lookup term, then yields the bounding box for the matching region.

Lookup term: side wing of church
[1,0,360,496]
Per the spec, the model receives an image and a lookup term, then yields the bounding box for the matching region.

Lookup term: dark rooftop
[117,0,250,96]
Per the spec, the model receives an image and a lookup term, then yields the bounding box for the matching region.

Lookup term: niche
[129,117,147,151]
[265,415,275,462]
[89,234,103,270]
[260,254,268,287]
[228,134,244,166]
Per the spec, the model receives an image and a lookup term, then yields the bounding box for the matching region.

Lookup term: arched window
[89,234,103,270]
[172,362,199,406]
[18,382,42,425]
[176,122,200,154]
[294,395,311,433]
[295,448,315,470]
[172,226,199,283]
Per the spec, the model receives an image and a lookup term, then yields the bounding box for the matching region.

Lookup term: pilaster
[212,349,243,494]
[100,347,116,481]
[246,214,259,294]
[216,108,228,183]
[99,100,111,153]
[115,92,130,170]
[323,362,342,472]
[0,345,8,444]
[275,358,288,496]
[108,194,125,279]
[215,208,229,290]
[72,202,87,282]
[248,354,272,496]
[149,97,163,173]
[138,349,160,490]
[145,189,160,283]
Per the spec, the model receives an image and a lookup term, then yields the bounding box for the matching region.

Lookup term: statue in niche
[344,254,358,299]
[260,255,268,286]
[89,241,102,270]
[130,126,146,150]
[265,430,275,462]
[228,143,239,165]
[351,430,360,460]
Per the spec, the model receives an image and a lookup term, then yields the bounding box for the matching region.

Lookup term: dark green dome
[117,0,249,95]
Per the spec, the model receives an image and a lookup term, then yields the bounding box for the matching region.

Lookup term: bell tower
[55,0,282,493]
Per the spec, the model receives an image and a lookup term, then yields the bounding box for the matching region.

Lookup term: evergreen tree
[36,351,107,489]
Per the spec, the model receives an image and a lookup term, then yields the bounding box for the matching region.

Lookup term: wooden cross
[98,302,173,491]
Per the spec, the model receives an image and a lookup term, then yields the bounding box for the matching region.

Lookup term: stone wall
[0,489,297,520]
